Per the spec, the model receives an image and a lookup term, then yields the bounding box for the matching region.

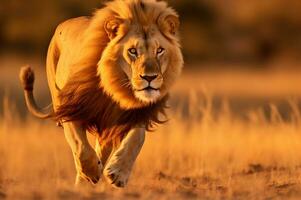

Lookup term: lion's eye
[157,47,165,55]
[128,48,138,56]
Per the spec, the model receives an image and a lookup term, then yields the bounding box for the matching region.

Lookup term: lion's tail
[19,66,54,119]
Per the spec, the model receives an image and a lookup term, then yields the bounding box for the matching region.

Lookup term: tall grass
[1,92,301,199]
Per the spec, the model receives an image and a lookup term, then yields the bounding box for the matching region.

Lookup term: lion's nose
[140,74,158,82]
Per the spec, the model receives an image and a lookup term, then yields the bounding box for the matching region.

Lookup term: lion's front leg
[104,128,145,188]
[62,122,103,185]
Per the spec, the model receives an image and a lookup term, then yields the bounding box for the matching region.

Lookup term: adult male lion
[19,0,183,187]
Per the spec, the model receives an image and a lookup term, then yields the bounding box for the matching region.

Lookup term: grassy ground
[1,57,301,199]
[1,97,301,199]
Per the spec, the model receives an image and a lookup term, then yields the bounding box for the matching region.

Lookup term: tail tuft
[19,66,35,91]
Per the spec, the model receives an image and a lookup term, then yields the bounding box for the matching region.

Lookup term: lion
[19,0,183,188]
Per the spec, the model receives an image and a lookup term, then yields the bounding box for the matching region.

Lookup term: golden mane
[97,0,182,109]
[55,65,167,144]
[68,0,180,75]
[55,0,181,143]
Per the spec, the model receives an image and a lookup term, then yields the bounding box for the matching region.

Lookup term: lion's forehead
[134,26,165,44]
[131,24,159,39]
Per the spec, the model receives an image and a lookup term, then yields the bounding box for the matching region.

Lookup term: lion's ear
[158,14,179,37]
[104,18,123,40]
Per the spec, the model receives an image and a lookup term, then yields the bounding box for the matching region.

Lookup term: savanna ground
[1,56,301,199]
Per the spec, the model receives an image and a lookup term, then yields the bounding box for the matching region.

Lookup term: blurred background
[3,1,301,198]
[2,0,301,64]
[1,0,301,120]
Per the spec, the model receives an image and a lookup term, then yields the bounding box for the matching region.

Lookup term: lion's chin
[134,89,161,104]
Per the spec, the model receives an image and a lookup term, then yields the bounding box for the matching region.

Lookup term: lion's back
[55,17,90,51]
[52,17,91,89]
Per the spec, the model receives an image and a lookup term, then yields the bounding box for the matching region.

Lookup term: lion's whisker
[120,81,132,89]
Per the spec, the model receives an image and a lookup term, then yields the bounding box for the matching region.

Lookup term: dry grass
[1,57,301,199]
[1,92,301,200]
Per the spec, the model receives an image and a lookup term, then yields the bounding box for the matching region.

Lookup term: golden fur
[20,0,183,144]
[19,0,183,187]
[55,0,183,143]
[56,65,168,144]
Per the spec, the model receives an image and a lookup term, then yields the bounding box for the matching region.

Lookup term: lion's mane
[55,0,182,143]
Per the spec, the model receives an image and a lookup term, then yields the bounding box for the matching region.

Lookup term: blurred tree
[1,0,301,67]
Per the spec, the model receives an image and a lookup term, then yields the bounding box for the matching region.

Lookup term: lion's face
[98,1,183,109]
[119,26,172,103]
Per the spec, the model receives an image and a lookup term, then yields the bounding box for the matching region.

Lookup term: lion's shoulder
[51,16,94,89]
[56,17,90,35]
[54,17,90,48]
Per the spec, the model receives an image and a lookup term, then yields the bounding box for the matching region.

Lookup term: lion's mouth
[136,86,159,92]
[133,85,161,103]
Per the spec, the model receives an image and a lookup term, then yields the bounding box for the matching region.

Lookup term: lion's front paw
[76,148,103,185]
[104,155,133,188]
[104,164,130,188]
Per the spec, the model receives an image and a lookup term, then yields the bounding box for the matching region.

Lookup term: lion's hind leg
[103,128,145,188]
